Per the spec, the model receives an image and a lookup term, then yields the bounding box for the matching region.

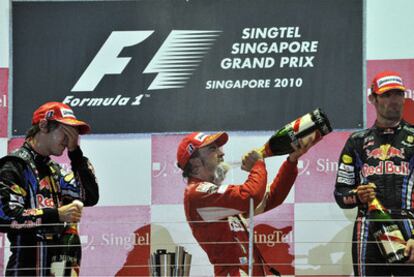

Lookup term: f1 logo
[71,30,221,92]
[71,31,153,92]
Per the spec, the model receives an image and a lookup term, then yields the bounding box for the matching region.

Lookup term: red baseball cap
[177,132,228,169]
[32,102,91,134]
[371,71,406,95]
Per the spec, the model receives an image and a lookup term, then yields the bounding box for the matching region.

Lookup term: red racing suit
[184,159,298,276]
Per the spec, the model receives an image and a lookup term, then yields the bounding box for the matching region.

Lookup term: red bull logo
[362,161,409,177]
[366,144,405,160]
[39,177,51,191]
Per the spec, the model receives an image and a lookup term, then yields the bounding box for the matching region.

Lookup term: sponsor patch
[366,144,405,160]
[45,110,54,119]
[377,75,403,87]
[342,154,353,164]
[196,182,218,194]
[239,256,248,265]
[363,140,375,149]
[187,143,195,155]
[10,194,24,204]
[39,178,51,191]
[408,136,414,144]
[364,136,375,144]
[194,133,208,142]
[60,108,75,118]
[403,126,414,133]
[362,161,409,177]
[337,176,354,185]
[339,163,354,172]
[10,218,42,229]
[37,195,55,208]
[338,170,355,179]
[383,128,396,135]
[228,216,244,232]
[22,209,44,217]
[342,194,357,205]
[10,184,27,197]
[9,202,23,210]
[402,141,414,147]
[64,172,75,183]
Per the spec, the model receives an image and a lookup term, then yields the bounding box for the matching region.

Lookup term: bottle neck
[311,109,332,135]
[64,223,79,235]
[258,145,271,158]
[368,198,386,212]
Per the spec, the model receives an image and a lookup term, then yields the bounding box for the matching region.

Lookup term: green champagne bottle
[50,223,82,276]
[260,108,332,157]
[368,198,408,263]
[51,200,83,276]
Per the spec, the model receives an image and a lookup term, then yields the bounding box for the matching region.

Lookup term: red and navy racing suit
[184,159,298,276]
[334,121,414,276]
[0,143,99,276]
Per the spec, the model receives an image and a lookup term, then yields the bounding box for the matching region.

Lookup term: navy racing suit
[334,121,414,276]
[0,143,99,276]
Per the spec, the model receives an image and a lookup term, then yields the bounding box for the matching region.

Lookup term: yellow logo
[22,209,44,217]
[342,154,353,164]
[379,144,390,161]
[408,136,414,143]
[10,184,27,197]
[64,173,75,182]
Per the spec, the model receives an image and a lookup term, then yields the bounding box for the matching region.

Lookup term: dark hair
[180,150,200,178]
[25,120,60,139]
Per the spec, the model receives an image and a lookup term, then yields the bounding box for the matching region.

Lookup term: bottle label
[292,114,316,136]
[50,260,66,276]
[300,130,320,146]
[52,254,79,263]
[387,250,406,264]
[50,255,80,277]
[287,114,318,147]
[266,108,331,156]
[374,225,406,263]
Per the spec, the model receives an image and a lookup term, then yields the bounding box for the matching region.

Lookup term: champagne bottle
[368,197,408,263]
[51,200,83,276]
[50,224,82,276]
[260,108,332,157]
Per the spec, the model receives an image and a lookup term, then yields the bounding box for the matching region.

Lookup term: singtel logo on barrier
[254,230,293,247]
[101,232,150,250]
[297,158,338,176]
[315,158,338,173]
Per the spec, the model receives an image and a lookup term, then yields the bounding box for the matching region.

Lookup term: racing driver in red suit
[176,131,318,276]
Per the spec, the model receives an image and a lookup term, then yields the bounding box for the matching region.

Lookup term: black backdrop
[12,0,362,135]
